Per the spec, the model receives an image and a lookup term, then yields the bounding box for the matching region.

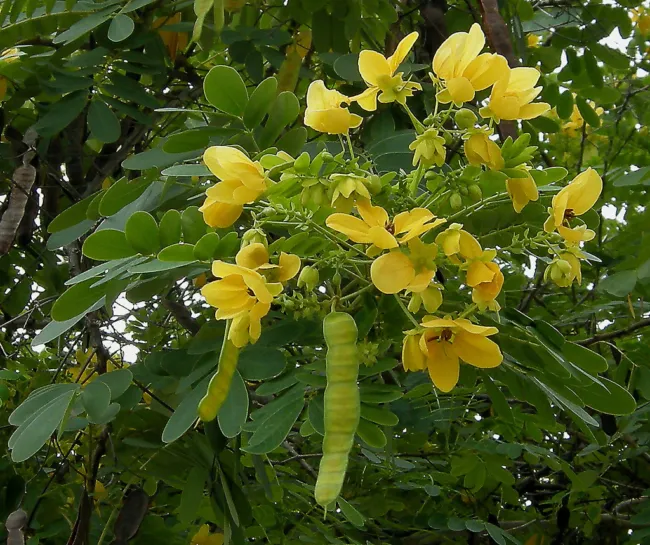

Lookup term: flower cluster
[195,23,603,392]
[201,243,300,347]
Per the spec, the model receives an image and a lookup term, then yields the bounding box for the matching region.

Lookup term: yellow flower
[402,318,502,392]
[191,524,224,545]
[543,168,602,242]
[354,32,422,111]
[632,8,650,35]
[544,252,581,287]
[370,247,436,295]
[468,261,503,307]
[94,481,108,503]
[435,224,483,263]
[526,34,540,48]
[432,23,508,106]
[304,80,362,134]
[482,67,550,121]
[199,146,267,228]
[409,128,446,167]
[464,133,504,170]
[326,199,446,254]
[201,245,299,347]
[506,172,539,213]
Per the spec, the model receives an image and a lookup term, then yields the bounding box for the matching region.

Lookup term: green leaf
[599,270,637,297]
[9,384,80,426]
[562,343,608,374]
[243,393,303,454]
[583,51,603,88]
[482,374,514,423]
[82,229,137,261]
[192,0,214,42]
[51,279,107,322]
[239,346,286,380]
[81,381,111,423]
[53,7,119,44]
[98,177,152,217]
[244,77,278,129]
[47,193,97,234]
[159,209,183,247]
[129,259,197,274]
[276,127,308,157]
[193,233,221,261]
[575,96,601,128]
[576,377,636,415]
[557,90,574,119]
[218,370,249,438]
[581,86,621,105]
[158,243,196,262]
[360,404,399,426]
[356,419,387,448]
[162,128,232,154]
[337,498,365,527]
[122,148,199,170]
[181,206,206,244]
[612,167,650,187]
[527,115,560,134]
[178,467,206,524]
[31,309,100,348]
[10,389,77,462]
[104,72,159,109]
[590,42,630,69]
[307,394,324,435]
[258,91,300,149]
[125,211,160,255]
[161,164,212,177]
[204,65,248,117]
[359,384,403,404]
[108,13,134,42]
[543,167,568,183]
[162,375,210,443]
[88,100,120,143]
[93,369,133,399]
[333,54,363,82]
[32,92,87,137]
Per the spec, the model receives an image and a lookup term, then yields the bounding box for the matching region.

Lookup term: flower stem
[457,303,477,320]
[408,162,425,197]
[402,103,426,135]
[394,294,420,328]
[345,132,356,159]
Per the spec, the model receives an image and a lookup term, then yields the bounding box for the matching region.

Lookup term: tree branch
[577,317,650,346]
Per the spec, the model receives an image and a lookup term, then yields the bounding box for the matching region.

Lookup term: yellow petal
[370,252,415,294]
[437,229,460,256]
[358,50,391,86]
[465,53,508,91]
[506,176,539,213]
[407,269,436,292]
[368,225,399,249]
[326,213,373,243]
[352,87,379,112]
[557,225,595,243]
[507,67,541,92]
[453,318,498,336]
[211,261,249,278]
[236,243,269,270]
[453,330,503,368]
[387,31,419,74]
[458,23,486,74]
[357,199,389,228]
[199,200,243,228]
[458,230,482,260]
[425,340,460,392]
[466,261,495,287]
[402,333,426,371]
[446,77,475,105]
[278,252,301,282]
[551,190,570,228]
[421,317,457,330]
[517,102,550,120]
[563,168,603,216]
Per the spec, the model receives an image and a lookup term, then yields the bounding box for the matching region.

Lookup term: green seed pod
[450,192,463,211]
[314,312,360,509]
[455,108,478,129]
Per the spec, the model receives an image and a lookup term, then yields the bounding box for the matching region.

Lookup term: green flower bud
[455,108,478,129]
[293,152,311,174]
[459,185,469,196]
[241,228,267,248]
[320,151,334,162]
[332,271,342,288]
[449,192,463,211]
[468,184,482,202]
[366,174,382,195]
[297,266,320,291]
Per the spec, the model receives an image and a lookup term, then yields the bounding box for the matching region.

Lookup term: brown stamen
[385,222,395,235]
[441,328,453,342]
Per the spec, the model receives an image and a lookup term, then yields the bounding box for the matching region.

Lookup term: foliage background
[1,0,650,544]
